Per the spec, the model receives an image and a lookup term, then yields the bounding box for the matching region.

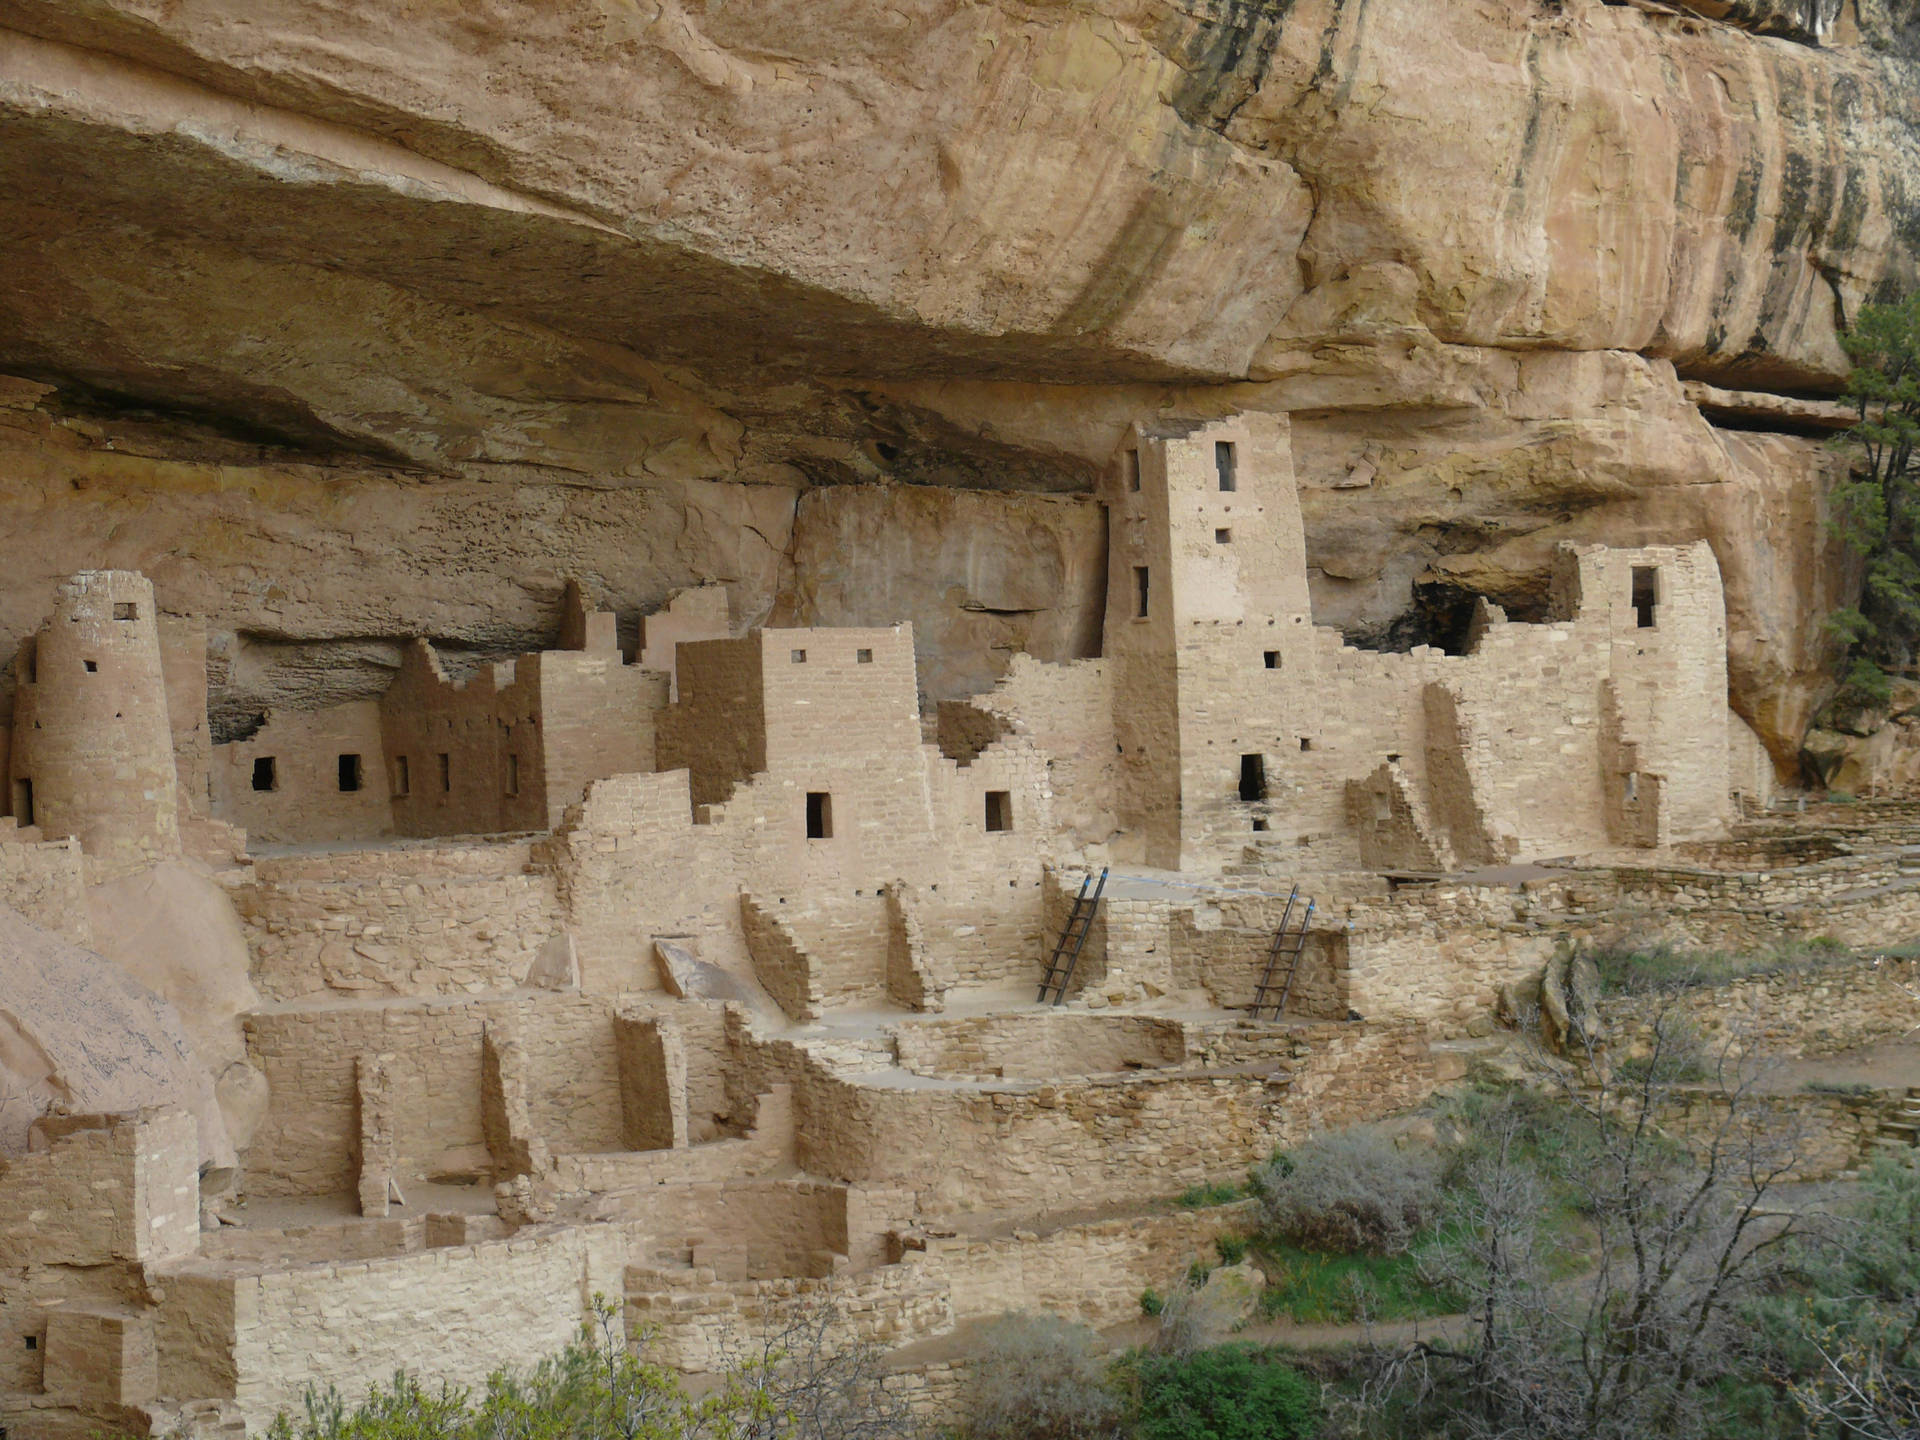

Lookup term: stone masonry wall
[0,833,90,944]
[228,840,563,1001]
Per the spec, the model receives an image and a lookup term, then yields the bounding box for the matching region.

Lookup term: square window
[1299,737,1313,752]
[791,649,807,664]
[1263,651,1279,669]
[1134,566,1150,619]
[83,659,97,673]
[392,755,410,797]
[113,602,137,621]
[252,757,277,792]
[1215,528,1231,544]
[985,791,1012,832]
[337,754,362,793]
[806,791,833,839]
[856,648,873,664]
[1215,440,1237,492]
[24,1333,36,1351]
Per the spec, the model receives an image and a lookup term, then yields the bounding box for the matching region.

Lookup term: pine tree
[1827,295,1920,717]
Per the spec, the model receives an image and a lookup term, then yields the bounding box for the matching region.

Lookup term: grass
[1585,937,1858,994]
[1178,1181,1247,1209]
[1805,1080,1877,1098]
[1253,1234,1464,1325]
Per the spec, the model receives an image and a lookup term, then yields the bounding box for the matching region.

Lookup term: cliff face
[0,0,1915,766]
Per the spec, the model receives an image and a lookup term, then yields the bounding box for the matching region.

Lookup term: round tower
[10,571,180,876]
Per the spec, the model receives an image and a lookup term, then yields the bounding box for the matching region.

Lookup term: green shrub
[1215,1235,1248,1267]
[1140,1288,1165,1317]
[1251,1129,1439,1256]
[1130,1344,1318,1440]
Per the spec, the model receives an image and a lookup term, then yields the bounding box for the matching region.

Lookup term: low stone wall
[894,1013,1188,1080]
[1612,955,1920,1057]
[624,1255,953,1372]
[0,834,90,945]
[1656,1087,1891,1181]
[1341,884,1560,1037]
[157,1221,641,1431]
[930,1200,1256,1328]
[246,992,622,1196]
[227,841,563,1001]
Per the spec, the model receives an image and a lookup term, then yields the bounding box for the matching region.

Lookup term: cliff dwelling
[2,0,1919,1435]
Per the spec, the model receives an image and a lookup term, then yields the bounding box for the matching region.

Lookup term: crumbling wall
[0,833,90,945]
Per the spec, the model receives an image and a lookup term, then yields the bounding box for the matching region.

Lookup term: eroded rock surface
[0,0,1913,767]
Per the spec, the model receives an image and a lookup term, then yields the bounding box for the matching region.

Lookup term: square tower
[1104,414,1316,868]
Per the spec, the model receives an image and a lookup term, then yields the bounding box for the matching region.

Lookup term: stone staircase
[1872,1086,1920,1159]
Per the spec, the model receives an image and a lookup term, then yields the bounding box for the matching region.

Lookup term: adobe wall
[210,702,390,845]
[960,653,1118,843]
[380,643,548,838]
[244,992,622,1196]
[639,584,731,702]
[534,652,665,829]
[156,1222,641,1432]
[1611,954,1920,1058]
[893,1013,1188,1080]
[624,1257,952,1373]
[0,1108,200,1270]
[931,1201,1256,1328]
[227,840,563,1001]
[157,614,210,818]
[0,833,90,945]
[656,636,765,809]
[9,571,180,879]
[1341,885,1562,1035]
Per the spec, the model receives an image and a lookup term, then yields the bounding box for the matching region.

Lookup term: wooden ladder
[1037,867,1109,1005]
[1251,885,1315,1020]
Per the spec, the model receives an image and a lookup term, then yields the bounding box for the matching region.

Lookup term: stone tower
[11,571,181,877]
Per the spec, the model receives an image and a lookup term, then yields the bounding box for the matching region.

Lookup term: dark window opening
[251,757,277,793]
[1215,528,1231,545]
[1631,565,1658,628]
[23,1333,35,1350]
[1125,450,1141,492]
[791,648,807,664]
[83,660,97,673]
[12,779,32,827]
[806,791,833,839]
[506,753,520,796]
[1134,566,1150,619]
[985,790,1012,832]
[113,602,137,621]
[856,648,873,664]
[1239,753,1267,803]
[393,755,410,797]
[1299,737,1313,752]
[1215,440,1237,492]
[1263,651,1279,669]
[337,754,362,793]
[1252,818,1268,832]
[438,753,451,792]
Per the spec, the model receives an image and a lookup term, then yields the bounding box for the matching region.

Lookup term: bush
[1215,1235,1248,1267]
[965,1313,1127,1440]
[1140,1288,1165,1317]
[1251,1130,1439,1256]
[1130,1345,1318,1440]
